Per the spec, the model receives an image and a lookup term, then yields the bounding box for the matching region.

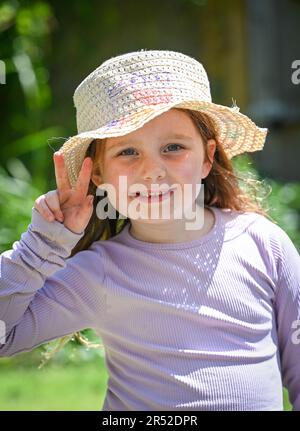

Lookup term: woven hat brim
[59,100,268,189]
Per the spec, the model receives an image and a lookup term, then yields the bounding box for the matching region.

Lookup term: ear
[90,138,106,188]
[202,139,216,179]
[91,172,102,188]
[91,160,103,187]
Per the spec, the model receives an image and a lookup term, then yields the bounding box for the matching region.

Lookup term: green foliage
[0,158,40,251]
[37,328,105,369]
[0,0,66,192]
[0,0,53,110]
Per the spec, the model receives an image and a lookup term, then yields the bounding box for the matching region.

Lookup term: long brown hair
[38,108,273,368]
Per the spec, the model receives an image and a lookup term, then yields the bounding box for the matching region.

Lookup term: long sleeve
[273,228,300,411]
[0,207,105,357]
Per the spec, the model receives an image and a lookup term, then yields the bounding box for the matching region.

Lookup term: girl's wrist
[30,207,85,246]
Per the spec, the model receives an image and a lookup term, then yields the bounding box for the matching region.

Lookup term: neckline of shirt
[117,205,225,250]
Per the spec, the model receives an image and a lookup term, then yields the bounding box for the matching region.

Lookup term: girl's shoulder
[215,207,299,277]
[213,206,293,248]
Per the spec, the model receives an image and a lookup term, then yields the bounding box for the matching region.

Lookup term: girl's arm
[0,207,105,357]
[273,227,300,411]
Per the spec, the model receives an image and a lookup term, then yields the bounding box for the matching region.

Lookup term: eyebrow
[107,133,193,152]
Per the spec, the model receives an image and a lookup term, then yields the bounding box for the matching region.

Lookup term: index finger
[53,151,72,192]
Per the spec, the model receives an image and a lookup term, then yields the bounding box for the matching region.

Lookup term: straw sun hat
[58,49,268,188]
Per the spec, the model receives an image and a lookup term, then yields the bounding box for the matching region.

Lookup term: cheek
[102,159,134,188]
[174,154,203,184]
[105,159,130,182]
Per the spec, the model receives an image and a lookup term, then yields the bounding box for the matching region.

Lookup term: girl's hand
[34,151,94,234]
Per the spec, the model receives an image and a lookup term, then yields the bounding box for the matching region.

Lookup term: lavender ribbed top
[0,206,299,411]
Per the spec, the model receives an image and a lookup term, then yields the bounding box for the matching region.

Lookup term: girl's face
[92,108,216,234]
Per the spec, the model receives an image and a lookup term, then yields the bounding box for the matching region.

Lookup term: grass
[0,342,293,411]
[0,359,109,411]
[0,363,293,411]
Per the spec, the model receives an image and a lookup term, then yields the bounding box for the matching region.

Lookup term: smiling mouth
[131,190,175,203]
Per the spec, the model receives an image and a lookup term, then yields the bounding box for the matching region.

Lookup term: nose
[141,156,166,182]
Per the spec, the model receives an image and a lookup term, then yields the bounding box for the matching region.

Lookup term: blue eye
[118,148,137,156]
[118,144,183,157]
[163,144,184,152]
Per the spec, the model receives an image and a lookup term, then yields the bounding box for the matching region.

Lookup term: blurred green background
[1,0,300,411]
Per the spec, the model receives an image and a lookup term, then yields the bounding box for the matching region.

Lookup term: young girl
[0,50,299,411]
